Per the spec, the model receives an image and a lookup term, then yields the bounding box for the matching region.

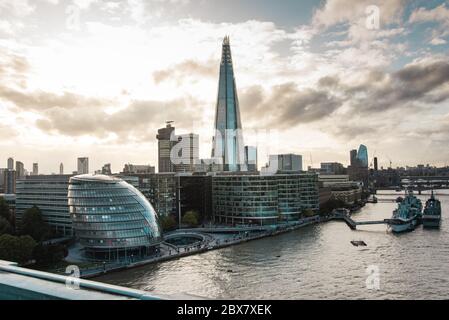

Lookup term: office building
[3,170,16,194]
[122,164,155,175]
[118,173,178,218]
[318,186,332,206]
[156,122,178,173]
[32,163,38,176]
[267,154,303,173]
[101,163,112,175]
[174,134,200,173]
[7,158,14,170]
[136,173,178,218]
[0,168,5,193]
[211,36,245,172]
[357,145,369,167]
[244,146,258,172]
[77,157,89,174]
[329,183,362,205]
[318,175,351,187]
[320,162,345,175]
[348,145,369,187]
[68,174,162,260]
[212,172,319,225]
[179,174,212,222]
[348,165,369,187]
[15,161,25,179]
[60,163,64,175]
[350,150,358,167]
[195,159,223,173]
[318,175,362,206]
[15,175,73,235]
[119,173,213,223]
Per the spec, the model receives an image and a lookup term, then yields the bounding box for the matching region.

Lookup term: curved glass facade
[68,174,162,258]
[357,144,369,168]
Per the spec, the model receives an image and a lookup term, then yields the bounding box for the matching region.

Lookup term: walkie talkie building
[211,36,245,172]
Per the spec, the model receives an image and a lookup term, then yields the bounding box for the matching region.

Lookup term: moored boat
[388,191,422,233]
[423,191,441,229]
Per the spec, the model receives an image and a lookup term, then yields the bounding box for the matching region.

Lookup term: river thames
[96,190,449,299]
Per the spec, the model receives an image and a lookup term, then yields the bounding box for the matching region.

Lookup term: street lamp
[178,175,182,230]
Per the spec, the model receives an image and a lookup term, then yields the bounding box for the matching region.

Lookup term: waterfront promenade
[66,216,322,279]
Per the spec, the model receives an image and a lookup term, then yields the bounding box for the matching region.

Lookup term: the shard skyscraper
[211,36,245,172]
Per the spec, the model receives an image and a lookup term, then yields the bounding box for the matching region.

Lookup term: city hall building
[68,174,162,261]
[212,173,319,226]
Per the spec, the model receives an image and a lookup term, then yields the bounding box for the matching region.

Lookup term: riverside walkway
[66,216,321,279]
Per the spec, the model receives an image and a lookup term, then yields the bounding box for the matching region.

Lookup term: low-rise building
[320,162,346,175]
[318,174,362,205]
[319,175,350,187]
[330,183,362,205]
[122,164,155,175]
[264,154,303,173]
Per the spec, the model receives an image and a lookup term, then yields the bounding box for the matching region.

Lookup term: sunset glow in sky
[1,0,449,173]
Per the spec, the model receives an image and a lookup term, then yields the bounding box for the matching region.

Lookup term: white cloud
[73,0,97,10]
[431,37,447,45]
[409,4,449,24]
[0,0,448,171]
[409,4,449,45]
[312,0,404,28]
[0,0,35,17]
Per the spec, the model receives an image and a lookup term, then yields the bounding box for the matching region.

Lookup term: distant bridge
[399,176,449,191]
[377,192,449,197]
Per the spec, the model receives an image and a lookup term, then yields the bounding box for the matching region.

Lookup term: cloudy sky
[1,0,449,174]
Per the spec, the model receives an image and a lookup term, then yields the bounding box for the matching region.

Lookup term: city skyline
[1,0,449,174]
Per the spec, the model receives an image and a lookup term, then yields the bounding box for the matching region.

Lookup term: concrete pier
[329,213,390,230]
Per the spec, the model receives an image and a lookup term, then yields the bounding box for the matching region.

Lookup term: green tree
[160,214,177,232]
[21,206,50,242]
[33,244,67,266]
[182,210,199,227]
[0,197,10,221]
[0,217,13,236]
[0,234,37,265]
[303,209,316,218]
